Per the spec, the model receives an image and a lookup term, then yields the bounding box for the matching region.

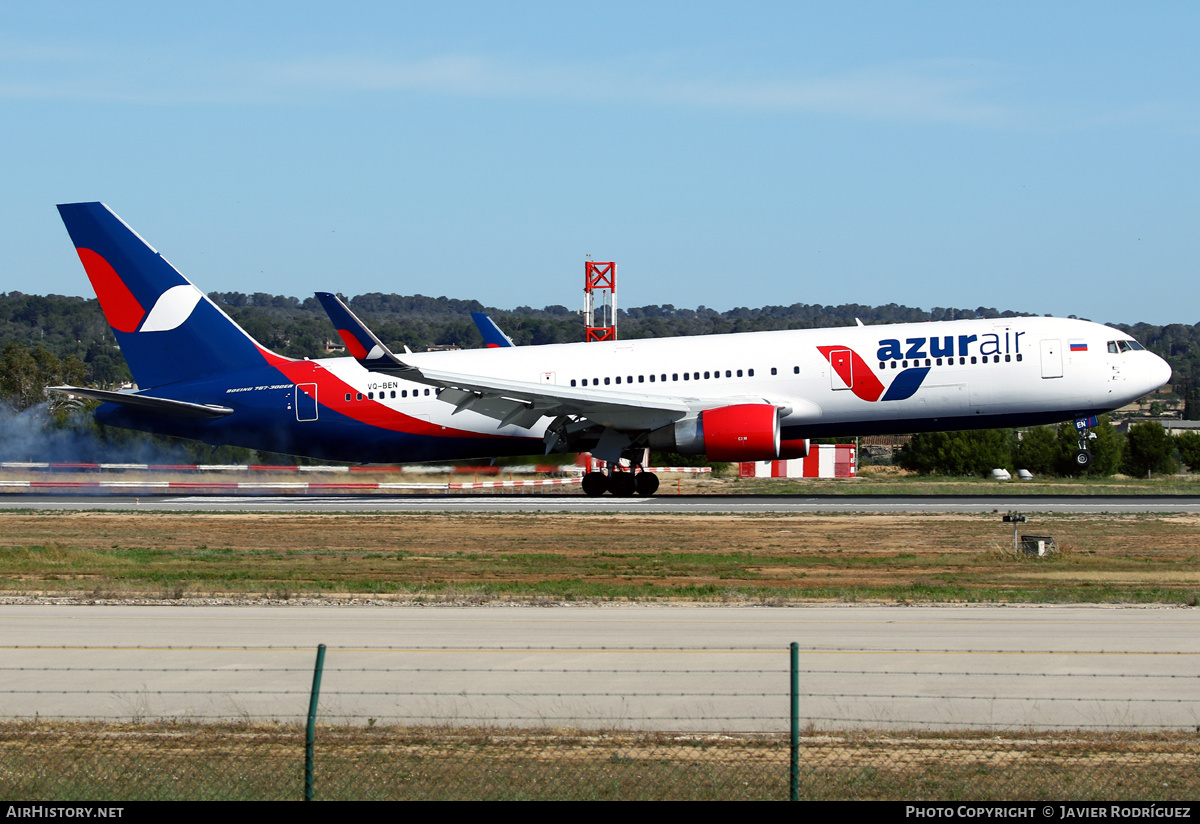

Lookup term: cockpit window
[1107,339,1144,354]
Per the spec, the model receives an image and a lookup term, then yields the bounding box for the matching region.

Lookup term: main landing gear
[1073,415,1098,469]
[582,468,660,497]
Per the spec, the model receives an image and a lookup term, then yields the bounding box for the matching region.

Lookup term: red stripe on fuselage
[75,248,145,334]
[257,347,509,440]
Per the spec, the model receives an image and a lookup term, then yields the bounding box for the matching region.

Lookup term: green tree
[1014,426,1062,475]
[0,343,44,410]
[1175,431,1200,472]
[897,429,1015,476]
[1123,421,1176,476]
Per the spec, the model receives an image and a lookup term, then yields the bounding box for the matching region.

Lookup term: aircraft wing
[316,291,703,430]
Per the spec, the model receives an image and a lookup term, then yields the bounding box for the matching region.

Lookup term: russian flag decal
[1070,341,1088,352]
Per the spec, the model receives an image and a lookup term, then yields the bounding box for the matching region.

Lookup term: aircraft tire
[635,472,660,497]
[1073,449,1093,469]
[582,471,609,497]
[609,472,637,497]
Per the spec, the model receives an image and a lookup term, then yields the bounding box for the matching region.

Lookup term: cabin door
[295,383,318,421]
[1040,340,1063,379]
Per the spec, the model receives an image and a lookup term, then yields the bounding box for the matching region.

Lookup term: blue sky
[2,2,1198,325]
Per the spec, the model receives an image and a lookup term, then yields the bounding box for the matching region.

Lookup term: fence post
[305,643,327,801]
[790,641,799,801]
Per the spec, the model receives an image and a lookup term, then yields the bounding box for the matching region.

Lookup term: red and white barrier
[739,444,856,479]
[0,476,583,493]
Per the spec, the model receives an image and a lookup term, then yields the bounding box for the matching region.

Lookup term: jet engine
[648,403,782,462]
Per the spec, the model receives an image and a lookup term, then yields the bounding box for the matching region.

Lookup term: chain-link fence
[2,644,1198,800]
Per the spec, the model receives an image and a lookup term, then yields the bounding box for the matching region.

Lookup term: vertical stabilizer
[57,202,276,388]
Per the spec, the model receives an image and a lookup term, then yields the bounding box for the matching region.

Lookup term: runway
[4,493,1200,513]
[4,604,1198,730]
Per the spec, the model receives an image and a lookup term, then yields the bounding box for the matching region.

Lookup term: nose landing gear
[1073,415,1099,469]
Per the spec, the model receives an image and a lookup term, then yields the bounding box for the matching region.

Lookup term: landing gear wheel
[608,472,637,497]
[634,472,660,497]
[1073,449,1093,469]
[581,471,609,497]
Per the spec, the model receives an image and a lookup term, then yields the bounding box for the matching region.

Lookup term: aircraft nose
[1147,352,1172,393]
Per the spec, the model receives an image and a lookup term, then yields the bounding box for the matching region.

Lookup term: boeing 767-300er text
[51,202,1171,496]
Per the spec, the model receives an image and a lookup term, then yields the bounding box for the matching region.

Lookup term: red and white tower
[583,261,616,342]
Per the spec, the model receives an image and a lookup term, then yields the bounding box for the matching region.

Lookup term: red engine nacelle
[700,404,780,462]
[778,439,811,459]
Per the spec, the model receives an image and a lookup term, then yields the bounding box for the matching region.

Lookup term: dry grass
[1,511,1198,603]
[2,720,1196,800]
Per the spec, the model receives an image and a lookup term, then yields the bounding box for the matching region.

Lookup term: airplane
[52,202,1172,496]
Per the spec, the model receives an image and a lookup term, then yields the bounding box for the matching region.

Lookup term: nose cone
[1145,352,1173,394]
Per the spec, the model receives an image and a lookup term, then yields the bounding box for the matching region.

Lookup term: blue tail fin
[57,202,274,388]
[471,312,516,348]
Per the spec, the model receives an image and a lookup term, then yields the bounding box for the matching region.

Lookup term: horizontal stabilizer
[49,386,234,418]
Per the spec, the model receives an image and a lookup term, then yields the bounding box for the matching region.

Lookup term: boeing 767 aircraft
[52,202,1171,496]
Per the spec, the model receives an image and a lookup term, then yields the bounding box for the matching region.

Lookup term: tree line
[896,419,1200,478]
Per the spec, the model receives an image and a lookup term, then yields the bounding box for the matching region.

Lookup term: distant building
[1114,418,1200,435]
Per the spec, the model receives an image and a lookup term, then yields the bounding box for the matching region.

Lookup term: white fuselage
[315,316,1171,441]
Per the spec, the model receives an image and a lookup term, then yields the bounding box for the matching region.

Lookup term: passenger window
[604,377,611,385]
[424,389,430,396]
[726,370,732,377]
[571,379,577,387]
[672,373,678,381]
[770,367,777,376]
[736,370,743,377]
[344,393,351,401]
[793,366,799,374]
[683,373,689,381]
[704,371,710,379]
[391,391,396,398]
[748,369,754,377]
[615,377,621,384]
[638,375,644,383]
[1017,354,1023,361]
[1005,355,1011,362]
[970,357,977,364]
[356,393,363,401]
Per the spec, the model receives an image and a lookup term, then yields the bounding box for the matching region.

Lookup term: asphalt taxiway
[3,604,1198,730]
[3,493,1200,513]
